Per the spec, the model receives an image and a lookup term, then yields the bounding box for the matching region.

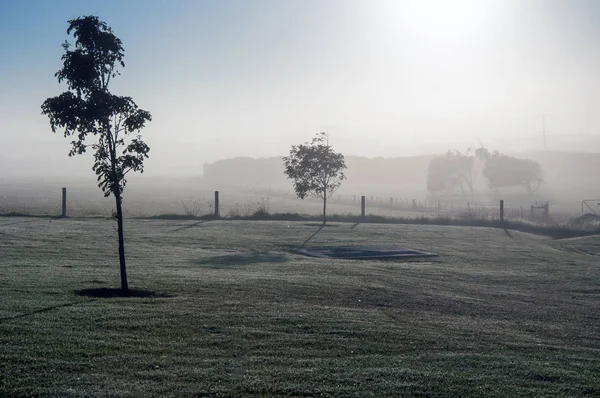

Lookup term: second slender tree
[42,16,152,292]
[283,132,347,225]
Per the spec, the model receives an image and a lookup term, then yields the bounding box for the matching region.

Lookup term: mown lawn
[0,217,599,397]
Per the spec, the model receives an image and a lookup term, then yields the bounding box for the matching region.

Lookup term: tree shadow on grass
[75,288,174,298]
[194,252,289,269]
[299,225,324,248]
[0,301,91,323]
[171,220,207,232]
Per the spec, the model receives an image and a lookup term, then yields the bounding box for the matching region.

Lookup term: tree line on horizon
[426,147,543,197]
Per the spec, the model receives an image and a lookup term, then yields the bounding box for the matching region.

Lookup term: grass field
[1,217,599,397]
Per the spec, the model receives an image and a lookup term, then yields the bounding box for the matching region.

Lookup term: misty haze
[1,1,599,397]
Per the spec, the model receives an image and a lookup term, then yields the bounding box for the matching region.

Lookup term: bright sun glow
[395,0,495,43]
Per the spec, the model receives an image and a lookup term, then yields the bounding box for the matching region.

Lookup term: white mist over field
[1,0,600,179]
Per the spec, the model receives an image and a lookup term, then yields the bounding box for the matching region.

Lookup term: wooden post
[361,196,366,218]
[500,200,504,222]
[62,187,67,217]
[530,205,534,218]
[520,206,524,218]
[214,191,220,218]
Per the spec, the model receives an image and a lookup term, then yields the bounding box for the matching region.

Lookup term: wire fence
[177,191,570,225]
[0,184,582,224]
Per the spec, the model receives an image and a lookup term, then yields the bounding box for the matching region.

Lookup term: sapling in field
[42,16,152,292]
[283,132,347,226]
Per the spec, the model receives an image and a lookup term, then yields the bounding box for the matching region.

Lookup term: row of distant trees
[426,147,543,196]
[282,139,547,228]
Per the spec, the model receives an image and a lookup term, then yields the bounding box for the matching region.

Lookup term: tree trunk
[115,192,128,292]
[322,195,327,226]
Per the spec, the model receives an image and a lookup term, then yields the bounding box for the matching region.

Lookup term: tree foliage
[475,147,543,195]
[41,16,151,291]
[426,149,475,195]
[41,16,151,198]
[283,132,347,225]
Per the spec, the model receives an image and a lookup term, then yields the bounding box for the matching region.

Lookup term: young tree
[41,16,152,292]
[283,132,347,225]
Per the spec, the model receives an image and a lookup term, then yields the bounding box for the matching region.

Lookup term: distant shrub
[252,197,269,218]
[181,198,212,218]
[225,208,241,219]
[569,213,600,230]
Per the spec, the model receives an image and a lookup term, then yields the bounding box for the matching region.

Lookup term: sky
[2,0,600,177]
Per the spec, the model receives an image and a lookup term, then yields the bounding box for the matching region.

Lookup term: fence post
[62,187,67,217]
[214,191,220,218]
[361,196,366,218]
[530,205,534,218]
[500,200,504,222]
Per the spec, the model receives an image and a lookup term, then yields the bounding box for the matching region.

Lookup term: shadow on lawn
[194,252,289,269]
[171,220,207,232]
[75,288,174,298]
[0,301,92,323]
[302,223,340,228]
